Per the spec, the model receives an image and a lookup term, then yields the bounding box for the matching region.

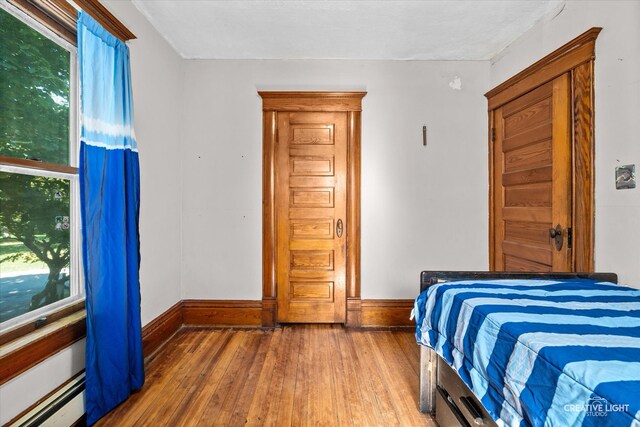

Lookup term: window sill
[0,305,86,386]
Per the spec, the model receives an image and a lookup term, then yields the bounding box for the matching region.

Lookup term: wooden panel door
[492,73,572,272]
[276,112,347,322]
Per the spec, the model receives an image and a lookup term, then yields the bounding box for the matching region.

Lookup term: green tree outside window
[0,8,75,323]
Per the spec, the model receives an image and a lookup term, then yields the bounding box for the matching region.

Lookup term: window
[0,4,82,331]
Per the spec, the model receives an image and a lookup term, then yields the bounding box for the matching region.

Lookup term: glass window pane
[0,9,70,165]
[0,172,72,323]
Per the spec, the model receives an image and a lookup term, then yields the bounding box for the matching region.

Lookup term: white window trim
[0,167,83,333]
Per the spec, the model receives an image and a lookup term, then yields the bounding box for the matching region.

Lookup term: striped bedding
[413,278,640,427]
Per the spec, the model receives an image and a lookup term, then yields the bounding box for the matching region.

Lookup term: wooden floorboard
[97,325,436,427]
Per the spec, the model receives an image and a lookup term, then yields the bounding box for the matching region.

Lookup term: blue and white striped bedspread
[413,279,640,427]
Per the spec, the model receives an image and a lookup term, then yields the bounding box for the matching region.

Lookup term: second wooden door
[492,74,572,271]
[276,112,347,322]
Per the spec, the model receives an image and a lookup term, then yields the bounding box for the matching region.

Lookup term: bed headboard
[420,271,618,292]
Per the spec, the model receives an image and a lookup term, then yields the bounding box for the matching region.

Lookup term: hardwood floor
[97,325,436,426]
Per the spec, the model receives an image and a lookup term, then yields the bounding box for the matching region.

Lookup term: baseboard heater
[9,373,85,427]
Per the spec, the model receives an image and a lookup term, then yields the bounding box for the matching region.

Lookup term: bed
[413,271,640,427]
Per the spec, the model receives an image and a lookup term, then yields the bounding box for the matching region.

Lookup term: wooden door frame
[486,28,601,272]
[259,92,366,327]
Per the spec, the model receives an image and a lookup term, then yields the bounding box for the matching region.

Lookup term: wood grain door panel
[290,219,334,239]
[290,156,335,176]
[493,74,571,272]
[290,188,335,207]
[276,112,347,323]
[290,124,334,145]
[289,281,334,301]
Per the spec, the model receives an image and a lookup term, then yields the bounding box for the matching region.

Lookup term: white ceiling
[131,0,564,60]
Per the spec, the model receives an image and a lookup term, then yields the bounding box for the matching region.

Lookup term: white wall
[180,60,490,300]
[104,0,184,324]
[0,1,184,423]
[490,0,640,287]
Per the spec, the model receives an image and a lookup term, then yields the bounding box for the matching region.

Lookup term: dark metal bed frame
[417,271,618,426]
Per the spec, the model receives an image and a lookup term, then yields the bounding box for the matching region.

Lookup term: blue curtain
[78,12,144,425]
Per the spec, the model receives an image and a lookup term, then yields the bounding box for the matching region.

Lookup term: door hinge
[491,128,496,142]
[567,227,572,249]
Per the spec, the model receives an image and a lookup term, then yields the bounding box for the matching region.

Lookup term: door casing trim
[259,92,366,326]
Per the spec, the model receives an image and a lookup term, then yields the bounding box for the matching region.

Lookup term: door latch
[549,224,563,251]
[336,219,343,238]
